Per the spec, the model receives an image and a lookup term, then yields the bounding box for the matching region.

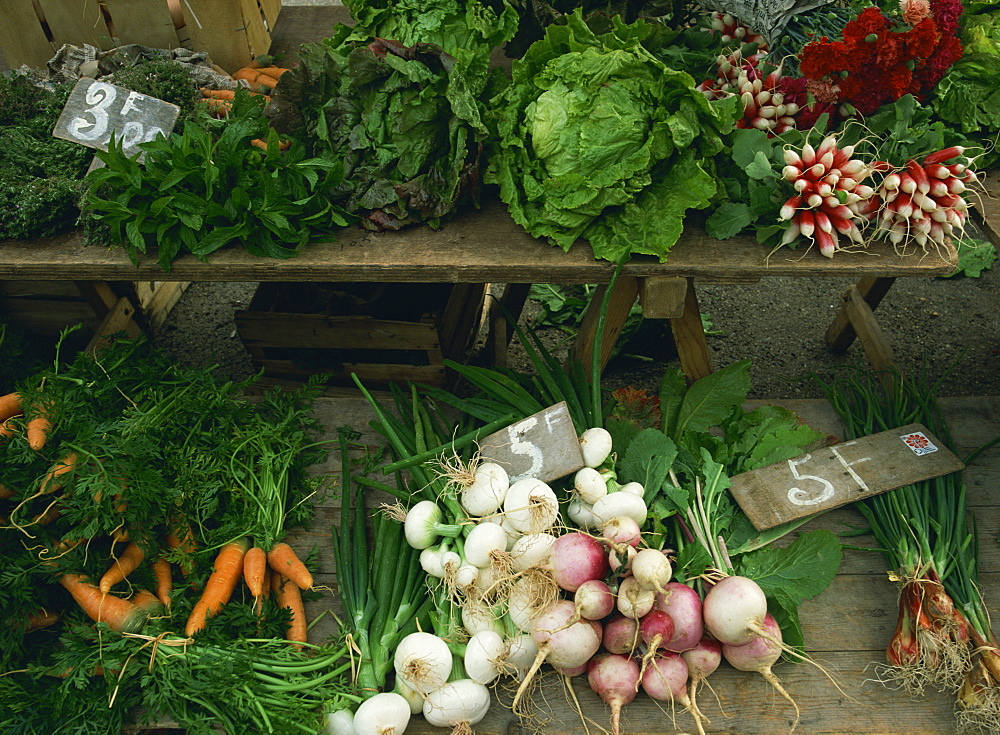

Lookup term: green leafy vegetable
[487,10,738,263]
[85,94,353,270]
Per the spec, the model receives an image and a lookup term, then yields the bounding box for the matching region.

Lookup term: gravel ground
[152,248,999,400]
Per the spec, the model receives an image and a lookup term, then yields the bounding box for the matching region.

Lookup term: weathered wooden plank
[670,278,713,382]
[639,276,688,319]
[38,0,114,51]
[235,311,440,351]
[183,0,254,73]
[0,0,54,70]
[0,195,958,283]
[572,275,640,370]
[731,423,965,530]
[102,0,179,49]
[825,276,896,352]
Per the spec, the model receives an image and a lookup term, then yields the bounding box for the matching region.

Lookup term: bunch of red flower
[797,2,962,117]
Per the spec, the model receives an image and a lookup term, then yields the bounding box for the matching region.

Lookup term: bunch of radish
[872,146,977,250]
[778,134,879,257]
[381,425,807,735]
[704,10,767,48]
[697,53,804,135]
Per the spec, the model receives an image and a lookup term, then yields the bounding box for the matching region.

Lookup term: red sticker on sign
[901,431,938,456]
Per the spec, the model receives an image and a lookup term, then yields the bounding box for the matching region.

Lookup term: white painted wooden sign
[730,423,965,530]
[478,402,584,484]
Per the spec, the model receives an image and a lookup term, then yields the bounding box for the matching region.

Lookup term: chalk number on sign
[53,78,180,159]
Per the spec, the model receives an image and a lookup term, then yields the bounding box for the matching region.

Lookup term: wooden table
[0,3,961,380]
[287,392,1000,735]
[0,195,957,380]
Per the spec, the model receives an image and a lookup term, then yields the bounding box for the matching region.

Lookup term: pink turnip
[546,532,609,592]
[723,613,800,732]
[587,653,640,735]
[602,615,640,656]
[702,574,768,646]
[654,582,704,653]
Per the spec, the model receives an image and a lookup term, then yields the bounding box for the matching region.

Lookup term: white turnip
[579,426,613,467]
[631,548,673,594]
[422,678,492,731]
[404,500,460,550]
[654,582,704,653]
[352,692,412,735]
[587,653,641,735]
[574,466,608,504]
[702,574,768,646]
[723,614,800,732]
[503,477,559,534]
[507,570,558,632]
[592,491,647,527]
[464,521,509,569]
[567,497,602,529]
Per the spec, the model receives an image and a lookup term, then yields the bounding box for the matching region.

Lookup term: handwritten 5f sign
[53,78,180,159]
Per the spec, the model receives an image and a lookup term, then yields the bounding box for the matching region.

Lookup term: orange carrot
[0,482,14,499]
[255,66,290,79]
[33,500,62,526]
[250,137,291,152]
[267,542,312,590]
[129,589,165,616]
[232,67,281,88]
[99,541,145,593]
[0,418,17,441]
[26,609,61,632]
[152,558,173,608]
[59,574,147,633]
[198,97,232,117]
[165,518,197,578]
[184,537,249,637]
[40,452,77,495]
[273,572,307,648]
[243,545,267,599]
[25,399,54,451]
[200,87,236,100]
[0,392,22,422]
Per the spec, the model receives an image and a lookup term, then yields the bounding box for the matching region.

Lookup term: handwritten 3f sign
[53,78,179,159]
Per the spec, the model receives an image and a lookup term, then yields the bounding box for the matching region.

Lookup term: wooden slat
[670,278,713,382]
[639,276,688,319]
[0,0,54,70]
[839,282,897,374]
[571,275,640,370]
[825,276,896,352]
[102,0,179,49]
[237,0,272,59]
[182,0,254,73]
[0,195,958,283]
[38,0,114,51]
[235,311,440,351]
[258,0,281,30]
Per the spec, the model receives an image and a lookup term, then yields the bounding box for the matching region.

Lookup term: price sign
[478,402,585,484]
[52,78,180,160]
[729,423,965,530]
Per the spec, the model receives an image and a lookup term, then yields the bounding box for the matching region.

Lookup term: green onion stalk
[816,365,1000,731]
[331,427,434,702]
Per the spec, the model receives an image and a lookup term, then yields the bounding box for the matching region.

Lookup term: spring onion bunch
[817,365,1000,733]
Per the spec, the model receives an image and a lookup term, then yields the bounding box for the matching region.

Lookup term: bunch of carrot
[197,63,291,118]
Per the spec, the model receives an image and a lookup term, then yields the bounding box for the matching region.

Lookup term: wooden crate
[235,281,488,391]
[0,0,280,74]
[0,280,188,353]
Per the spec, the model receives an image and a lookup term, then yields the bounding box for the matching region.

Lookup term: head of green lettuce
[486,11,739,263]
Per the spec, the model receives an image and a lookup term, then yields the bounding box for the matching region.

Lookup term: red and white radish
[631,548,673,594]
[574,578,616,620]
[617,576,656,620]
[587,653,641,735]
[511,599,603,710]
[682,637,723,735]
[654,582,704,653]
[546,532,610,593]
[603,615,640,656]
